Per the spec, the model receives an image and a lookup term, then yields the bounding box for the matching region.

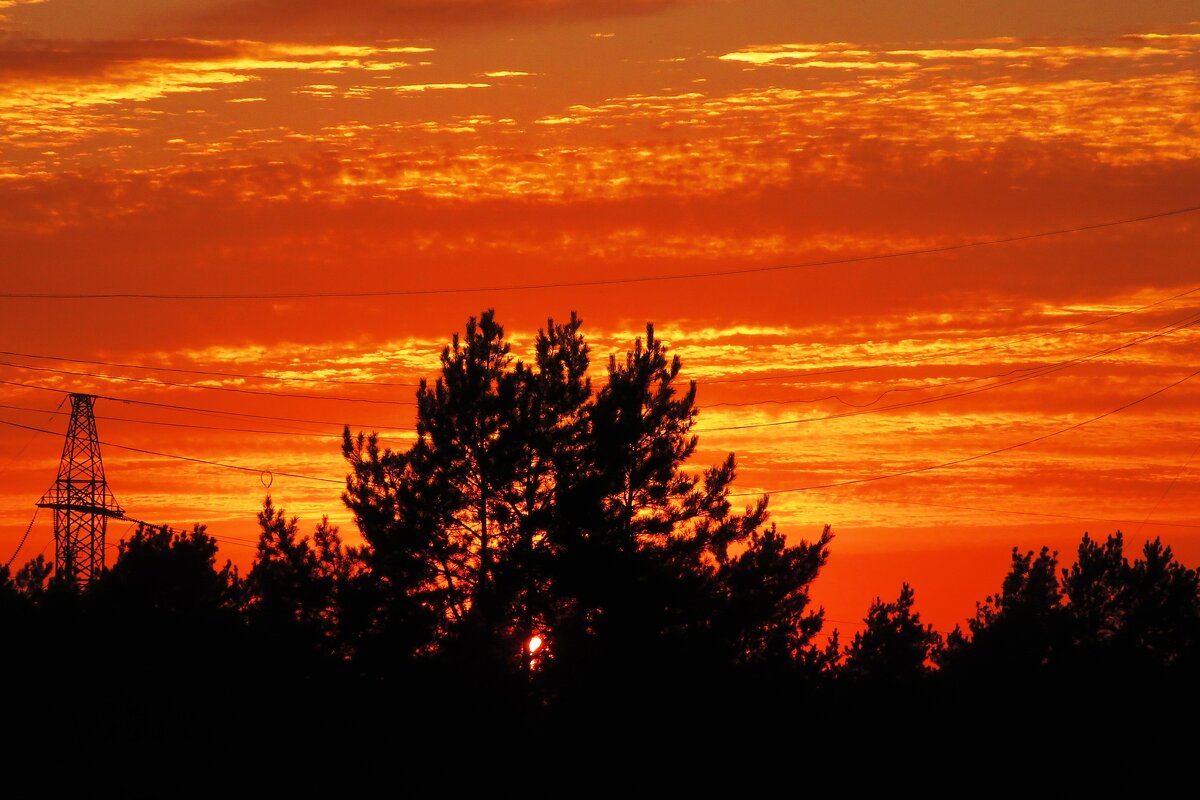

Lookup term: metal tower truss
[36,393,124,587]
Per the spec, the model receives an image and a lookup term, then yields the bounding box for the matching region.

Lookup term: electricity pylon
[36,394,124,587]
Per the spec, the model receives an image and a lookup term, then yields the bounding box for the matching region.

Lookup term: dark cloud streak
[184,0,698,39]
[0,35,240,78]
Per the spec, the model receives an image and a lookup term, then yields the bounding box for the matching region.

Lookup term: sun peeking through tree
[340,310,833,693]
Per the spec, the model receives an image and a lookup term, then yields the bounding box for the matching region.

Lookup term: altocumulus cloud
[182,0,703,39]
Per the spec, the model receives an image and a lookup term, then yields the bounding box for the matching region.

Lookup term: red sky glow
[1,0,1197,634]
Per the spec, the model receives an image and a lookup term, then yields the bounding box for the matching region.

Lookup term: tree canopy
[340,311,834,705]
[3,310,1199,747]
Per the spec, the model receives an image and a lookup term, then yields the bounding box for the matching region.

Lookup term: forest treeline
[3,311,1199,745]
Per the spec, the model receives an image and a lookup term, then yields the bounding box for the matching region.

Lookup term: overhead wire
[0,416,344,485]
[729,368,1200,497]
[0,401,414,440]
[697,308,1200,432]
[0,378,407,430]
[0,359,415,406]
[696,284,1200,387]
[37,532,54,558]
[0,286,1194,417]
[1140,440,1200,525]
[0,216,1193,537]
[798,494,1200,531]
[0,203,1195,301]
[707,361,1049,410]
[117,515,262,550]
[3,508,40,571]
[0,305,1194,473]
[5,283,1195,396]
[0,295,1192,433]
[707,292,1200,409]
[0,349,420,388]
[99,438,345,485]
[6,304,1185,445]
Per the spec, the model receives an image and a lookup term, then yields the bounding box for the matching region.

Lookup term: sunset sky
[1,0,1197,633]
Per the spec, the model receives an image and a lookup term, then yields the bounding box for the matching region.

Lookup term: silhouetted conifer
[842,583,941,685]
[343,311,834,720]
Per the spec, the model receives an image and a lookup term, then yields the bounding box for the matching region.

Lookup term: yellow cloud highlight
[2,30,1197,201]
[0,38,430,151]
[389,83,490,92]
[265,44,433,56]
[719,49,825,63]
[888,45,1174,60]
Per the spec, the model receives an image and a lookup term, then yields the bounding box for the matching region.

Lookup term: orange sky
[1,0,1197,635]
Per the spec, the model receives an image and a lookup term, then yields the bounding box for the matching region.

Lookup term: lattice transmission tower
[36,393,124,587]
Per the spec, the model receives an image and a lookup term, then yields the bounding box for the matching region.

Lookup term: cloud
[0,37,242,79]
[719,37,1191,72]
[0,36,435,150]
[0,36,426,80]
[183,0,697,39]
[389,82,489,92]
[0,0,45,23]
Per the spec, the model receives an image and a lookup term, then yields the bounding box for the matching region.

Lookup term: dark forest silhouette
[3,311,1199,751]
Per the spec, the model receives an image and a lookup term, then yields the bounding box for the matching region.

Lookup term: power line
[804,494,1200,530]
[97,414,414,440]
[729,368,1200,497]
[0,204,1196,301]
[103,392,411,431]
[1141,439,1200,525]
[102,439,344,485]
[0,349,421,389]
[0,285,1193,421]
[0,307,1192,443]
[0,360,416,406]
[2,395,66,461]
[698,309,1200,432]
[0,401,415,440]
[117,515,262,550]
[0,289,1192,429]
[707,362,1047,410]
[0,379,408,430]
[3,507,39,571]
[0,416,344,485]
[0,304,1193,453]
[3,285,1196,401]
[213,536,259,550]
[697,284,1200,387]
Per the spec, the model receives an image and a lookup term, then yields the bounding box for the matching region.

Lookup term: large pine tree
[341,311,835,704]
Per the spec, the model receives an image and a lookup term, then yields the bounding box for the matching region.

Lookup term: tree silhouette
[83,523,244,741]
[342,311,836,717]
[344,312,594,681]
[842,583,942,685]
[1062,532,1200,672]
[1125,537,1200,667]
[13,553,52,599]
[245,496,362,666]
[940,546,1067,681]
[8,310,1200,744]
[90,523,238,632]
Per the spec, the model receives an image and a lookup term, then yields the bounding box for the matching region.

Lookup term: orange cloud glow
[1,2,1197,633]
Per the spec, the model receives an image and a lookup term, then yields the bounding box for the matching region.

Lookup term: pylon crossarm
[35,501,125,517]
